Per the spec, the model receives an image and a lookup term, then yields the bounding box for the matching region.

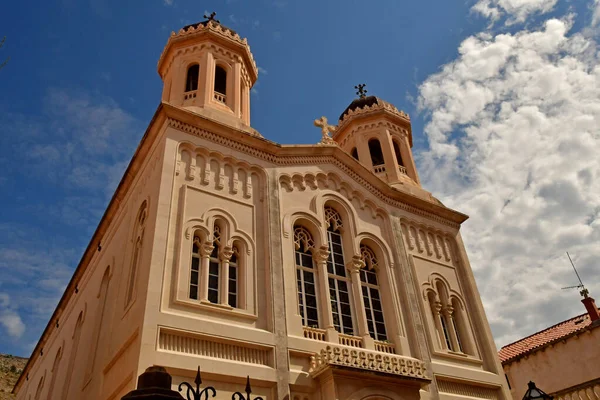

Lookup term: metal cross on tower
[204,12,220,23]
[355,84,367,98]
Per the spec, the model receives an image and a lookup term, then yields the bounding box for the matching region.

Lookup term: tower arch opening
[185,64,199,92]
[214,65,227,99]
[368,139,385,166]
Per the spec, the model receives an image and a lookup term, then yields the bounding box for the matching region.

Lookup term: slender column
[197,52,210,107]
[314,246,337,342]
[401,135,420,184]
[431,298,447,350]
[355,134,373,171]
[199,241,214,302]
[347,256,374,349]
[232,62,242,117]
[380,130,401,184]
[444,305,461,353]
[220,246,234,306]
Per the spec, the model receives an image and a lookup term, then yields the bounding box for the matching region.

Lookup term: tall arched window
[208,224,221,304]
[324,207,354,335]
[45,347,62,400]
[61,312,83,400]
[85,268,111,382]
[351,147,359,160]
[214,65,227,95]
[294,226,319,327]
[126,201,147,308]
[359,245,387,341]
[228,245,239,308]
[189,236,201,300]
[451,298,465,353]
[33,375,44,400]
[185,64,199,92]
[393,140,404,166]
[368,139,385,166]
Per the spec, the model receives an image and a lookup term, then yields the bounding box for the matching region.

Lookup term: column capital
[313,246,330,264]
[433,301,443,315]
[346,255,365,274]
[199,241,214,258]
[220,246,234,261]
[442,304,455,317]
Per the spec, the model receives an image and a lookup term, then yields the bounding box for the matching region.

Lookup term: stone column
[443,304,461,352]
[314,246,337,342]
[198,52,211,107]
[220,246,234,306]
[381,130,401,184]
[232,62,242,117]
[347,256,374,349]
[401,135,420,184]
[199,241,214,302]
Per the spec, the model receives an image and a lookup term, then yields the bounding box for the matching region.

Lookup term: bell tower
[334,85,420,188]
[157,13,258,130]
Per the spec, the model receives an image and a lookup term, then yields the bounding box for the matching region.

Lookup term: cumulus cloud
[0,293,25,338]
[472,0,558,24]
[418,16,600,346]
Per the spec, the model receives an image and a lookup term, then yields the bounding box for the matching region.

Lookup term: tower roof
[339,95,381,122]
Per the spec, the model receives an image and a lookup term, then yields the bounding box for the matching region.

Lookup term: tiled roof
[499,310,599,364]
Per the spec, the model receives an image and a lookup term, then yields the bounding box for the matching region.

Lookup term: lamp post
[522,381,554,400]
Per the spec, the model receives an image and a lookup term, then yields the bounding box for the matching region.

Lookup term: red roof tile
[498,310,599,364]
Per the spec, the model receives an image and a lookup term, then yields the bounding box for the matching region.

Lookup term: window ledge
[433,349,483,365]
[175,298,258,320]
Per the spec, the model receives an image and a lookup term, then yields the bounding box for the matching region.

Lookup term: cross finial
[314,116,337,145]
[355,84,367,98]
[203,12,220,23]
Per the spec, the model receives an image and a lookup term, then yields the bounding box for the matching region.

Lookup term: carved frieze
[400,219,454,265]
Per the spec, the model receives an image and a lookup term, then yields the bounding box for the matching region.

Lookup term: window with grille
[189,237,201,300]
[325,207,354,335]
[228,246,239,308]
[294,226,319,327]
[208,225,221,304]
[359,245,387,341]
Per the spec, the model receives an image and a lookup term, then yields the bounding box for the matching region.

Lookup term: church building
[13,14,511,400]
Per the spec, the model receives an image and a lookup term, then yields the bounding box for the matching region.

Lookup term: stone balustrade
[339,333,363,348]
[214,91,226,103]
[303,326,326,341]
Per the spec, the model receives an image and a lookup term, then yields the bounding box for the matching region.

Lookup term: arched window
[126,201,147,308]
[324,207,354,335]
[359,245,387,341]
[294,226,319,327]
[214,65,227,95]
[393,140,404,166]
[34,375,44,400]
[368,139,385,166]
[189,235,201,300]
[451,298,465,353]
[208,224,222,304]
[45,348,62,400]
[228,245,239,308]
[185,64,200,92]
[61,312,83,400]
[85,268,110,382]
[351,147,359,161]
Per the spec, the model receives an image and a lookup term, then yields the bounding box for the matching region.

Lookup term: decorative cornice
[308,344,429,380]
[166,115,467,229]
[158,20,258,81]
[336,99,410,132]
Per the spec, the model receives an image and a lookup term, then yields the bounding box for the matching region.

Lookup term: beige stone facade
[13,17,511,400]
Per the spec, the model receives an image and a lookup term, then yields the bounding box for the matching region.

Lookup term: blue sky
[1,0,599,357]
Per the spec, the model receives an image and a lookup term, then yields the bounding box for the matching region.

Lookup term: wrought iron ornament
[178,367,217,400]
[232,376,264,400]
[355,83,367,98]
[204,12,220,24]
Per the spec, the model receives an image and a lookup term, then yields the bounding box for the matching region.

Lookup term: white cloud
[472,0,558,24]
[418,17,600,346]
[0,293,25,338]
[257,66,268,75]
[163,0,173,5]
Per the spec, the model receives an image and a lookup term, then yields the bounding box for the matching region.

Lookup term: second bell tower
[157,13,258,129]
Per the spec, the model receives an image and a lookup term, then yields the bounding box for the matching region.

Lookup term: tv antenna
[561,252,589,298]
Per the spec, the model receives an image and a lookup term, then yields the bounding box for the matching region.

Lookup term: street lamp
[523,381,554,400]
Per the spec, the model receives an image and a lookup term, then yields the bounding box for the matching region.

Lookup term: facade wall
[504,328,600,399]
[15,129,166,400]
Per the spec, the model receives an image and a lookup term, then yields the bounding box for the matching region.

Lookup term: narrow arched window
[228,246,239,308]
[359,245,387,341]
[324,207,354,335]
[451,298,465,353]
[126,201,147,307]
[208,224,221,304]
[351,147,359,160]
[440,312,453,350]
[61,312,83,400]
[45,348,62,400]
[214,65,227,96]
[185,64,199,92]
[294,226,319,327]
[368,139,385,166]
[189,235,201,300]
[393,140,404,166]
[34,375,44,400]
[85,268,110,382]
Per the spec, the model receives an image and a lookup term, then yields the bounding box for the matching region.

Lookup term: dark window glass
[215,66,227,95]
[185,64,199,92]
[368,139,385,166]
[393,140,404,166]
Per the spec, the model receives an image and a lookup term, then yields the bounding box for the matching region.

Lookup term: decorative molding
[169,118,461,228]
[158,329,273,367]
[337,98,410,129]
[308,344,428,380]
[437,380,500,400]
[400,219,455,264]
